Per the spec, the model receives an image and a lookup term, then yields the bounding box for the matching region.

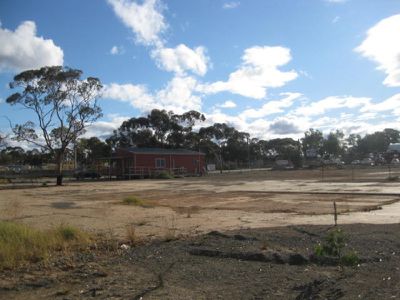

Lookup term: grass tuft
[0,221,90,269]
[122,196,150,207]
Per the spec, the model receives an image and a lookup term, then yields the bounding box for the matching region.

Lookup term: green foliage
[341,251,360,266]
[122,196,147,206]
[314,228,359,266]
[156,171,173,179]
[56,225,81,241]
[0,221,89,269]
[6,66,103,185]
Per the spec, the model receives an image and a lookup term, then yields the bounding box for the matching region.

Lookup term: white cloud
[102,82,154,111]
[355,14,400,87]
[155,75,202,112]
[218,100,237,108]
[84,114,129,139]
[294,96,371,117]
[269,118,303,135]
[0,21,63,72]
[110,45,124,55]
[151,44,209,76]
[107,0,167,47]
[240,92,302,119]
[103,75,201,113]
[223,2,240,9]
[361,93,400,114]
[199,46,298,99]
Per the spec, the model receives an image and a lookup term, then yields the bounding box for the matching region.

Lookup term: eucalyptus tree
[6,66,102,185]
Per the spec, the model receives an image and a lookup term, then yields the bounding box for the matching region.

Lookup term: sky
[0,0,399,142]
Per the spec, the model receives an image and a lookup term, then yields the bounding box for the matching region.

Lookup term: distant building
[108,147,205,178]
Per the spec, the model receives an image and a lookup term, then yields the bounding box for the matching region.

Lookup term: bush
[156,171,173,179]
[341,251,359,266]
[314,228,359,266]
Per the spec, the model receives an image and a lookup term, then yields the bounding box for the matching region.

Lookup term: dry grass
[126,224,140,246]
[0,221,90,269]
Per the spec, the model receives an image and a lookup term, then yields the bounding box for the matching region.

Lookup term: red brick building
[110,147,205,178]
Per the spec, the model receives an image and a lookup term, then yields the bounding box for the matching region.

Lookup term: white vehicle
[360,158,374,166]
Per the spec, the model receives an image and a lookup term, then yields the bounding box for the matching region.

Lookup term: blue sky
[0,0,399,141]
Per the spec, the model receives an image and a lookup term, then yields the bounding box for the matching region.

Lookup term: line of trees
[2,66,400,185]
[2,109,399,171]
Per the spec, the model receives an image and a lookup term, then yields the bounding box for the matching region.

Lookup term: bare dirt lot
[1,167,400,299]
[1,167,400,239]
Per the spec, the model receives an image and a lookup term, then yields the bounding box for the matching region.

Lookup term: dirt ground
[1,224,399,299]
[1,168,400,239]
[1,167,400,299]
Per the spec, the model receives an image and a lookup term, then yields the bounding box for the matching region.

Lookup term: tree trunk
[56,152,64,186]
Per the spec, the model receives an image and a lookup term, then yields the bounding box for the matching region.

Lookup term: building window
[155,158,166,168]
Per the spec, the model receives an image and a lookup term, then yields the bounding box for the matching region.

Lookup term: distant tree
[108,109,205,149]
[266,138,302,167]
[357,131,390,155]
[77,137,111,167]
[6,66,102,185]
[301,128,324,157]
[322,130,344,157]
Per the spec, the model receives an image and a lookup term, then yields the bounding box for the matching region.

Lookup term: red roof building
[108,147,206,178]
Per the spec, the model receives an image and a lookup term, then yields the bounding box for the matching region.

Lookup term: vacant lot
[1,167,399,239]
[1,167,400,299]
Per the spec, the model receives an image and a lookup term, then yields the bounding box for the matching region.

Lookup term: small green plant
[314,228,359,266]
[122,196,147,207]
[341,251,360,266]
[56,225,80,241]
[156,171,173,179]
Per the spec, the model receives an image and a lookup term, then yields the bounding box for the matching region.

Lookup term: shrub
[314,228,359,266]
[156,171,173,179]
[341,251,359,266]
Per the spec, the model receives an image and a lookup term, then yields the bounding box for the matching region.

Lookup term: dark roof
[119,147,205,155]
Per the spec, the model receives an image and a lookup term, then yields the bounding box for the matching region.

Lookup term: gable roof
[119,147,205,156]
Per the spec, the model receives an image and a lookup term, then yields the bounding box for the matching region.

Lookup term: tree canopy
[6,66,103,184]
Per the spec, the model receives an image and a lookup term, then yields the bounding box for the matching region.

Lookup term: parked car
[74,169,101,180]
[391,158,400,165]
[360,158,374,166]
[351,160,360,165]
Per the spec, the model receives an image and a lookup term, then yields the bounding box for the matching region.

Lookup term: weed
[55,224,88,243]
[122,196,150,207]
[0,221,50,268]
[0,221,90,269]
[341,251,360,266]
[314,228,359,266]
[126,224,139,245]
